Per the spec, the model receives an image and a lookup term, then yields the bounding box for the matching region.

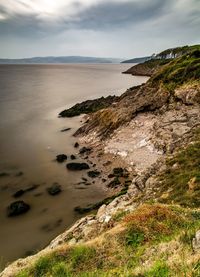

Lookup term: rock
[102,178,106,183]
[74,142,79,148]
[108,174,114,178]
[59,95,118,117]
[7,201,30,217]
[107,177,121,188]
[188,177,197,192]
[56,154,67,163]
[0,172,10,177]
[71,155,76,160]
[66,162,90,171]
[47,183,62,195]
[192,230,200,251]
[113,167,124,177]
[79,147,92,155]
[87,170,101,178]
[13,190,25,198]
[25,184,39,192]
[96,204,107,220]
[61,128,71,132]
[13,185,39,198]
[103,161,112,166]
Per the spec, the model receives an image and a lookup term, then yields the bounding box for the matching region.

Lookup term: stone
[66,162,90,171]
[61,128,71,132]
[113,167,124,177]
[0,172,10,177]
[74,142,79,148]
[71,155,76,160]
[87,170,101,178]
[13,184,39,198]
[7,201,30,217]
[13,190,25,198]
[192,230,200,251]
[107,177,121,188]
[79,147,92,155]
[56,154,67,163]
[47,183,62,195]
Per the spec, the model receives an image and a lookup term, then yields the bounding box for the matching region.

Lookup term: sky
[0,0,199,59]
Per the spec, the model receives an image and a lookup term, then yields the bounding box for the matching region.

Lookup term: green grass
[142,260,170,277]
[15,204,200,277]
[158,130,200,207]
[150,47,200,91]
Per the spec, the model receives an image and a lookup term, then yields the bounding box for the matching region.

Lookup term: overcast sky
[0,0,199,59]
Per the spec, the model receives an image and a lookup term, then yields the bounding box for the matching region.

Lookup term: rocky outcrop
[59,95,119,117]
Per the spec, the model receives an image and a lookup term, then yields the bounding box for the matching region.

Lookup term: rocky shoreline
[1,46,200,276]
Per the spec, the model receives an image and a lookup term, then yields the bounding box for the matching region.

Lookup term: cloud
[0,0,199,58]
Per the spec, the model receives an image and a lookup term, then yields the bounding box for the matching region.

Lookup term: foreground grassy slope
[16,204,200,277]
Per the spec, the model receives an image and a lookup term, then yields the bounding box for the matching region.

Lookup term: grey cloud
[0,0,199,58]
[0,0,174,36]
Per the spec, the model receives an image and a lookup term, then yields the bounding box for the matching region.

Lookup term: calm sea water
[0,64,148,268]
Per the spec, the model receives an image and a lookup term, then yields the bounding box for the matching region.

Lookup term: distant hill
[0,56,122,64]
[121,56,151,63]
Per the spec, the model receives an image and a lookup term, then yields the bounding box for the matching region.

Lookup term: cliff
[1,45,200,277]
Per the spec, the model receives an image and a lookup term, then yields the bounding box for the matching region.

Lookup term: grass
[150,47,200,91]
[16,204,200,277]
[157,129,200,208]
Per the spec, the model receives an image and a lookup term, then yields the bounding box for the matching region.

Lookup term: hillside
[121,56,150,64]
[0,56,121,64]
[1,45,200,277]
[123,44,200,76]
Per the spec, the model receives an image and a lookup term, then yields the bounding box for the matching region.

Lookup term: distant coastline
[0,56,122,64]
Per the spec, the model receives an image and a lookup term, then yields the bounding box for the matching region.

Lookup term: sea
[0,63,148,268]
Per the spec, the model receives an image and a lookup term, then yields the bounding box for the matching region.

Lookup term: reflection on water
[0,63,148,267]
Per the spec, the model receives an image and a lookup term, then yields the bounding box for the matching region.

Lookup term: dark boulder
[87,170,101,178]
[13,190,25,198]
[0,172,10,177]
[47,183,62,196]
[56,154,67,163]
[71,155,76,160]
[7,201,30,217]
[79,147,92,155]
[113,168,124,177]
[66,162,90,171]
[74,142,79,148]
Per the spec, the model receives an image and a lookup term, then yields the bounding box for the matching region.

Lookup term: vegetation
[151,46,200,91]
[16,204,200,277]
[158,129,200,207]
